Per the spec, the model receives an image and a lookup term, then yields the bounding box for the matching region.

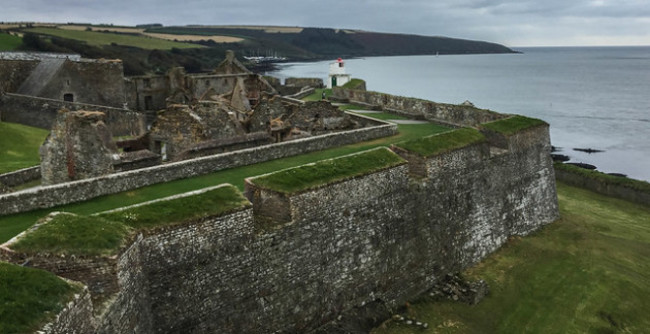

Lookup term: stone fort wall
[332,87,505,127]
[3,122,559,333]
[0,116,397,216]
[0,93,146,137]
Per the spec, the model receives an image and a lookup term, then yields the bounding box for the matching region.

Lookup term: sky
[2,0,649,47]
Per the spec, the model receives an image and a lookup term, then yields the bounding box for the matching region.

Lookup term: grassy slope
[395,128,486,157]
[24,27,201,50]
[0,120,449,243]
[0,122,50,174]
[0,33,22,51]
[373,182,650,333]
[0,263,79,333]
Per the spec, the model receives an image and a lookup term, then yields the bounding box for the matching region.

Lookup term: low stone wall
[0,93,146,136]
[0,119,397,216]
[332,87,505,127]
[285,77,324,88]
[554,165,650,206]
[0,166,40,188]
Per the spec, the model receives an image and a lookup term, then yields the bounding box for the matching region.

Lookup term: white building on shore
[327,58,351,88]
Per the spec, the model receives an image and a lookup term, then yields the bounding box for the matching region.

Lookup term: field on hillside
[23,27,202,50]
[0,32,22,51]
[0,122,49,174]
[373,182,650,333]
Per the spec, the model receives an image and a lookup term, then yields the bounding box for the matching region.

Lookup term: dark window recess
[63,93,74,102]
[144,78,151,88]
[144,96,153,110]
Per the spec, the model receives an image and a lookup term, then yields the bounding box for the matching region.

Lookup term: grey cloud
[0,0,648,46]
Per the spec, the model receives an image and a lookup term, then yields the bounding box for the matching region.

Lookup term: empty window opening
[63,93,74,102]
[144,96,153,110]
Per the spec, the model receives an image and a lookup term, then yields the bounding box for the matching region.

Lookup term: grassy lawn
[24,28,202,50]
[373,182,650,333]
[0,263,80,333]
[0,121,450,243]
[0,122,49,174]
[0,32,22,51]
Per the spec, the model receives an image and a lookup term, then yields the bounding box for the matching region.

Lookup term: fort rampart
[1,117,559,333]
[0,115,397,215]
[332,87,505,127]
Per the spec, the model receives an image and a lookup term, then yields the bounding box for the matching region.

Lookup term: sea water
[269,47,650,182]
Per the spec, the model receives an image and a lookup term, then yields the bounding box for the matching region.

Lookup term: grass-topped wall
[480,115,547,136]
[10,213,132,257]
[554,162,650,206]
[6,184,249,258]
[98,184,250,230]
[0,262,80,333]
[247,147,406,195]
[393,128,486,158]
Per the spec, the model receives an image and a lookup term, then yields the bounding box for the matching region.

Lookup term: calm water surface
[269,47,650,181]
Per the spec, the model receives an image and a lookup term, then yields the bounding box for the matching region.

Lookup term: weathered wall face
[0,93,146,136]
[37,60,126,108]
[0,59,39,92]
[332,88,506,127]
[285,77,324,88]
[38,288,96,334]
[92,123,557,333]
[40,110,117,185]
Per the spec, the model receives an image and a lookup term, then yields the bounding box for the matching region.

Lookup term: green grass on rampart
[250,147,405,194]
[0,121,449,243]
[0,262,79,333]
[0,32,22,51]
[341,78,365,90]
[0,122,50,174]
[9,185,248,256]
[394,127,486,157]
[555,162,650,193]
[10,213,132,256]
[373,182,650,333]
[480,115,547,136]
[99,185,250,229]
[24,28,201,50]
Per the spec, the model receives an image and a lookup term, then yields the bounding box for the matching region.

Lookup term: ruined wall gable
[35,60,127,108]
[40,110,118,185]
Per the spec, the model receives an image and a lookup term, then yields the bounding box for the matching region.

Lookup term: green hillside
[0,32,22,51]
[374,182,650,333]
[24,28,201,50]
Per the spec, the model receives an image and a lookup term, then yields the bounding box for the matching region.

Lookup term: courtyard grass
[0,121,450,243]
[0,122,49,174]
[24,28,201,50]
[372,182,650,334]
